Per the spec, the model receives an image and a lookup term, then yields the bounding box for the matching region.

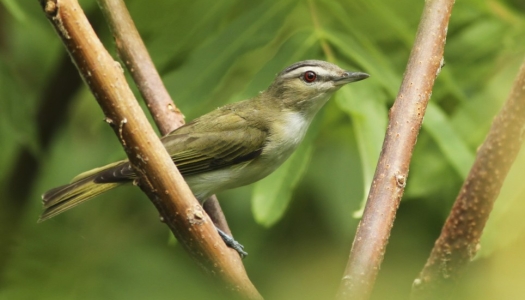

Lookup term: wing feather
[161,109,268,177]
[96,104,269,181]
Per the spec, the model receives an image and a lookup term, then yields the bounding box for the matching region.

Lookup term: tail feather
[39,161,133,222]
[70,160,128,182]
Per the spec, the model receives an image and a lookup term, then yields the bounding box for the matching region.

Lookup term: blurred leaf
[301,120,364,240]
[404,134,461,206]
[235,30,320,101]
[206,29,320,107]
[130,0,238,69]
[324,29,400,95]
[252,142,313,227]
[1,0,26,22]
[423,102,474,178]
[0,61,38,155]
[447,19,506,65]
[336,84,388,217]
[450,55,522,151]
[162,0,295,117]
[360,1,415,46]
[0,63,19,181]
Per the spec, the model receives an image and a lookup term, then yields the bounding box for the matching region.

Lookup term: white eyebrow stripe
[283,66,331,79]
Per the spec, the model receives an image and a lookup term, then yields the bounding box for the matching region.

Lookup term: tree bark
[336,0,454,299]
[96,0,233,235]
[38,0,260,298]
[411,58,525,300]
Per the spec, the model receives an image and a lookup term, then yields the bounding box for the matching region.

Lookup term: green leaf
[336,84,388,217]
[423,102,474,178]
[161,0,296,117]
[324,29,400,96]
[235,30,319,100]
[251,137,313,227]
[404,133,461,203]
[1,0,27,22]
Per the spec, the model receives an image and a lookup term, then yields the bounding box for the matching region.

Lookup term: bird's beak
[334,71,369,86]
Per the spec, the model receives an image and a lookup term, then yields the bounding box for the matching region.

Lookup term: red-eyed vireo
[40,60,368,254]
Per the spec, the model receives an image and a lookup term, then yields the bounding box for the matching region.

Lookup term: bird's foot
[216,227,248,258]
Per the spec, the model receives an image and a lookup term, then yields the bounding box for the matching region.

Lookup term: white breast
[262,111,310,160]
[281,111,309,145]
[185,111,311,202]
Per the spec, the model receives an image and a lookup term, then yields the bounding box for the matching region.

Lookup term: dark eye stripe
[281,63,321,75]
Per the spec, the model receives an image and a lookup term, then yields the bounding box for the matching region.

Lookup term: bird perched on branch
[40,60,368,256]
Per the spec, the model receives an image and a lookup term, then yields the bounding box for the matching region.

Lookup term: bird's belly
[185,111,309,202]
[184,147,295,202]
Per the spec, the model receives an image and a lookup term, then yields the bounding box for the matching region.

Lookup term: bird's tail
[39,160,133,222]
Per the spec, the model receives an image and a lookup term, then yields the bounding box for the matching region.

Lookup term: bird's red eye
[303,71,317,83]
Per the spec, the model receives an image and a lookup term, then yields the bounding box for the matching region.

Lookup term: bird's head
[265,60,369,116]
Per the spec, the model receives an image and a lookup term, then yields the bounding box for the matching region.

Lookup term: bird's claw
[216,227,248,258]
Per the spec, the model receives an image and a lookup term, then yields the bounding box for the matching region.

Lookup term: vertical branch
[411,59,525,299]
[336,0,454,299]
[96,0,232,235]
[38,0,260,298]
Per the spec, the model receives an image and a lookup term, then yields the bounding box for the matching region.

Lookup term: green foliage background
[1,0,525,299]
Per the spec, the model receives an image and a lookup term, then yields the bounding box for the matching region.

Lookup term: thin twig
[336,0,454,299]
[96,0,183,134]
[96,0,232,235]
[410,59,525,300]
[38,0,260,298]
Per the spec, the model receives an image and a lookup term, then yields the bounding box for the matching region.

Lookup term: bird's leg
[216,227,248,258]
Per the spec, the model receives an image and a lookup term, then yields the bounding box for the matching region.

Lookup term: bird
[40,60,368,255]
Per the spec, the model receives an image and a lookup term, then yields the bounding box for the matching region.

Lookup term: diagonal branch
[96,0,233,235]
[38,0,260,298]
[336,0,454,299]
[411,58,525,299]
[96,0,184,134]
